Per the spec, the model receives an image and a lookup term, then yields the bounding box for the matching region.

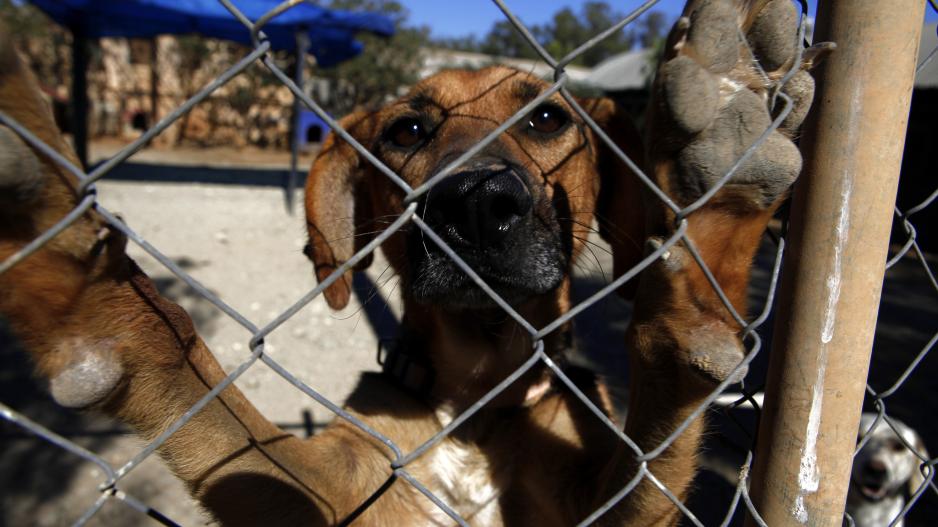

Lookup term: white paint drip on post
[792,180,852,523]
[821,181,851,344]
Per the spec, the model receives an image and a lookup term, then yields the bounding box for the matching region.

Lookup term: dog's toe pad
[662,56,720,135]
[685,324,747,384]
[687,0,740,74]
[779,70,815,132]
[746,0,798,72]
[49,342,124,409]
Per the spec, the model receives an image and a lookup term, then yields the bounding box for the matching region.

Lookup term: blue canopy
[27,0,395,66]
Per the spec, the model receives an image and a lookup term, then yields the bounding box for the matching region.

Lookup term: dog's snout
[410,156,565,308]
[425,166,532,249]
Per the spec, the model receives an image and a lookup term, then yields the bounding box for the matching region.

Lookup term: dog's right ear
[579,97,647,299]
[304,111,380,310]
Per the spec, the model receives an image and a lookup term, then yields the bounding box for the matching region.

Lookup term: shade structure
[27,0,394,66]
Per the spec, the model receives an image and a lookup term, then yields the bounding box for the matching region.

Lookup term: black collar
[377,335,435,397]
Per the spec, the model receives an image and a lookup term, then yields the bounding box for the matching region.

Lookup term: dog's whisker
[571,239,608,282]
[572,234,613,256]
[331,263,398,323]
[325,229,401,244]
[559,217,603,236]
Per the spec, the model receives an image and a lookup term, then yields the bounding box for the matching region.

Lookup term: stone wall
[20,33,303,149]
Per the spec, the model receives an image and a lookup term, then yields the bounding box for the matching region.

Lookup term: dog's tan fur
[0,1,818,525]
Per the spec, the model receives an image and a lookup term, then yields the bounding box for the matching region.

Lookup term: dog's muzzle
[410,159,564,309]
[423,163,532,250]
[856,459,891,501]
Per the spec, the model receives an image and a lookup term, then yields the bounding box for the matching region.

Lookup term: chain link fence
[0,0,935,525]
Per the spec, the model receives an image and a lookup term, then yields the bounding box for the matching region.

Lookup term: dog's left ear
[304,111,380,310]
[908,433,931,495]
[580,97,647,298]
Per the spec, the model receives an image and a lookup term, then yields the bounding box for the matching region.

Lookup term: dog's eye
[528,104,569,135]
[387,118,426,148]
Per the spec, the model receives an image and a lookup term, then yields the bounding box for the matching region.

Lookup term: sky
[399,0,938,39]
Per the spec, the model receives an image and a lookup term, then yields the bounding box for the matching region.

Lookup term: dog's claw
[646,237,688,273]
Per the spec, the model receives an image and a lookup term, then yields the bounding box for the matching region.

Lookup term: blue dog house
[296,110,330,150]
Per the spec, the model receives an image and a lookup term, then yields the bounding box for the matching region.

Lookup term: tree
[312,0,429,116]
[637,11,668,49]
[479,20,539,60]
[442,2,669,68]
[433,34,481,53]
[543,7,589,62]
[569,1,636,66]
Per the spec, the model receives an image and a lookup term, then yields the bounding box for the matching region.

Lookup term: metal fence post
[288,29,310,214]
[749,2,926,526]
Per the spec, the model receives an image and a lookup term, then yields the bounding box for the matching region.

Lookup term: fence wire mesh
[0,1,935,526]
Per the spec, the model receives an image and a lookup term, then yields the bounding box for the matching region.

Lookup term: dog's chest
[420,436,505,525]
[407,406,512,525]
[848,494,905,527]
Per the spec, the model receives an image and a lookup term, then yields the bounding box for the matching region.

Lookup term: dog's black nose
[423,164,532,249]
[863,460,888,484]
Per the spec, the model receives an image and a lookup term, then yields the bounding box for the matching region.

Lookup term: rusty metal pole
[748,2,925,527]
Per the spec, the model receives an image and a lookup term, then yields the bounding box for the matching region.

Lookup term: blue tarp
[27,0,395,66]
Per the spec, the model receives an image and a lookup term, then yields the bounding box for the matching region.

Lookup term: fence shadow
[0,321,120,527]
[0,255,306,526]
[95,161,305,188]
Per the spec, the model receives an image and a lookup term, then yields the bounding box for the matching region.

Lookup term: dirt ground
[1,145,936,526]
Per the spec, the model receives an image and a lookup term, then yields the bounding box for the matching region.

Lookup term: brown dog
[0,1,818,525]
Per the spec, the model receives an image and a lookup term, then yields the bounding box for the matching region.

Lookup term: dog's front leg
[0,33,343,525]
[600,1,826,524]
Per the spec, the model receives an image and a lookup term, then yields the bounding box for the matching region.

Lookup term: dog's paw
[651,0,826,210]
[640,238,748,386]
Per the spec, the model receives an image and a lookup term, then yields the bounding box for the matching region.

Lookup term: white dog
[846,413,931,527]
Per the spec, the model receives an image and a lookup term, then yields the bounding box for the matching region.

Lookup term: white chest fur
[422,437,503,525]
[412,406,505,526]
[848,496,905,527]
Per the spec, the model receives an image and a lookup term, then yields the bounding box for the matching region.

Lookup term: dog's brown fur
[0,1,818,525]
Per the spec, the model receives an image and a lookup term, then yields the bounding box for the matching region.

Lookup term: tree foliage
[312,0,428,116]
[437,2,668,68]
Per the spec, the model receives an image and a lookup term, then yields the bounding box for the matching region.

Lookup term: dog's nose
[863,459,888,483]
[423,165,532,249]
